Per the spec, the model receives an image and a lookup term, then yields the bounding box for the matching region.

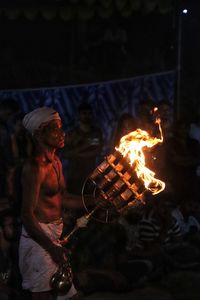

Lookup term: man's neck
[36,146,56,163]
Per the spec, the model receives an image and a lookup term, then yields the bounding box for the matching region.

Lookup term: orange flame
[115,117,165,195]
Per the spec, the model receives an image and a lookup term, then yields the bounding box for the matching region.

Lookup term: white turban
[23,107,61,135]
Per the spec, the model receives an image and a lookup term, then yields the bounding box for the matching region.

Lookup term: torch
[50,111,166,294]
[62,112,166,239]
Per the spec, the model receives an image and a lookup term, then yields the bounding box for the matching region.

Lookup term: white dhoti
[19,220,77,298]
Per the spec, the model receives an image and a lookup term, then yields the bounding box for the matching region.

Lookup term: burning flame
[116,116,165,195]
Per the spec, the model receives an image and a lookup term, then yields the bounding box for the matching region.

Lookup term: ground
[82,271,200,300]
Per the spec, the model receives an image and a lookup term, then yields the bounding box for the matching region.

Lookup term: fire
[116,117,165,195]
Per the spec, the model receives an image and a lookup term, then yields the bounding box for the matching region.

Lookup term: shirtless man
[19,107,87,300]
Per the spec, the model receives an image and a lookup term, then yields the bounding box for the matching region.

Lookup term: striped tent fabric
[0,70,175,156]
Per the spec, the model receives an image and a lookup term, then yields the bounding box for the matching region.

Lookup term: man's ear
[33,129,43,142]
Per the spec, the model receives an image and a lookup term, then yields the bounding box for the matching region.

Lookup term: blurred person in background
[63,102,103,196]
[0,99,20,201]
[0,209,22,300]
[112,113,137,149]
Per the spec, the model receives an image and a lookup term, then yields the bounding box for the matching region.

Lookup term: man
[19,107,87,300]
[0,209,22,300]
[63,102,103,195]
[0,99,20,199]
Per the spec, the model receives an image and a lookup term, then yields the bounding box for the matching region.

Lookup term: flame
[115,116,165,195]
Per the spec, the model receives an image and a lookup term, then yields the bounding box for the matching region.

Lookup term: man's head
[0,98,19,123]
[23,107,65,149]
[0,209,19,241]
[23,107,61,135]
[78,102,93,125]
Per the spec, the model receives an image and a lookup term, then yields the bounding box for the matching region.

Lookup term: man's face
[159,104,172,121]
[0,108,14,123]
[79,109,93,124]
[122,118,135,133]
[40,119,65,149]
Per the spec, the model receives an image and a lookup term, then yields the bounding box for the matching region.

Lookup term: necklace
[52,157,61,190]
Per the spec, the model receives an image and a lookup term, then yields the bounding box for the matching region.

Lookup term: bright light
[115,115,165,195]
[182,9,188,14]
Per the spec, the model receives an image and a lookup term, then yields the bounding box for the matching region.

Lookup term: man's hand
[76,215,89,228]
[57,215,89,247]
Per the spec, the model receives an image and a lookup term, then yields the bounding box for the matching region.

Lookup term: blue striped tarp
[0,70,175,155]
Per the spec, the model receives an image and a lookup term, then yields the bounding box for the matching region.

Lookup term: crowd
[0,98,200,300]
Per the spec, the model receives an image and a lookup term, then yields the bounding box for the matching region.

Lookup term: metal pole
[176,8,182,120]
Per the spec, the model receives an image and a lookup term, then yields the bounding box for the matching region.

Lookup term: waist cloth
[19,219,63,292]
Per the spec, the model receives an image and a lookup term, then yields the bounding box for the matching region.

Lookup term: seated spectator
[118,206,144,253]
[117,205,153,288]
[138,193,181,249]
[135,192,200,273]
[0,209,22,300]
[0,227,10,300]
[172,196,200,236]
[172,192,200,256]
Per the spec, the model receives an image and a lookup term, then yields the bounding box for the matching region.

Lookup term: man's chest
[41,163,64,196]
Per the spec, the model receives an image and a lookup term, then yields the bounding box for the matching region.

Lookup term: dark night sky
[0,12,176,88]
[177,0,200,114]
[181,1,200,77]
[0,0,199,112]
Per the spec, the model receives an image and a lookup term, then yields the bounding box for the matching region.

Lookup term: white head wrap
[23,107,61,135]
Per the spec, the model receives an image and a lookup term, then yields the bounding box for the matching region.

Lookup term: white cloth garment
[19,221,63,292]
[23,106,61,135]
[172,208,200,234]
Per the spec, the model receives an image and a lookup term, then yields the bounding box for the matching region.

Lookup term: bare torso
[22,155,65,223]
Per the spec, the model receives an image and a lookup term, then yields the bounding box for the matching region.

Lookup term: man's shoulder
[23,157,47,173]
[22,159,49,186]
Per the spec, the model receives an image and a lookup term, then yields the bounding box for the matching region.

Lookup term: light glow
[116,115,165,195]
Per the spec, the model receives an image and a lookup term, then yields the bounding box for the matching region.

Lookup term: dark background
[0,0,199,118]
